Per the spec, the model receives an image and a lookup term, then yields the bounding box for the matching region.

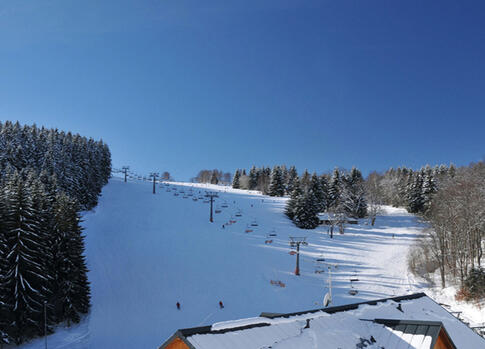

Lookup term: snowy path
[19,178,477,348]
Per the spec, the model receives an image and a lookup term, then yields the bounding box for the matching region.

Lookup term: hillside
[20,177,483,348]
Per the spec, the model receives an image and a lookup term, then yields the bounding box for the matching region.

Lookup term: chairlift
[250,220,258,227]
[289,250,297,256]
[264,239,273,244]
[235,210,242,217]
[192,197,198,202]
[268,228,277,237]
[174,193,179,196]
[348,278,359,296]
[215,209,222,214]
[203,199,210,203]
[245,224,253,233]
[221,202,228,208]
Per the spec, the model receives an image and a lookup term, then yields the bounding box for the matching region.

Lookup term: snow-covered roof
[159,293,485,349]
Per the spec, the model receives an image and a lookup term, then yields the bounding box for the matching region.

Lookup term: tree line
[371,162,484,300]
[193,169,231,185]
[0,121,111,345]
[233,165,367,230]
[232,162,484,300]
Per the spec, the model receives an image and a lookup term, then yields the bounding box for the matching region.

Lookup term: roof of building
[159,293,485,349]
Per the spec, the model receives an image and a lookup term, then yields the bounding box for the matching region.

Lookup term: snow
[19,177,485,348]
[187,297,485,348]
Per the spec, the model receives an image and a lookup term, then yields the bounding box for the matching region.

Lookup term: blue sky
[1,0,484,180]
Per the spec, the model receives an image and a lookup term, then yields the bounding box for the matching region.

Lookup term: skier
[219,301,224,309]
[176,302,181,310]
[222,225,225,229]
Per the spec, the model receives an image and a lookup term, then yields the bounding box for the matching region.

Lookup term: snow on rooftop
[187,296,485,349]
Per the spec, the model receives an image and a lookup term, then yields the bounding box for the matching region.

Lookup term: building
[159,293,485,349]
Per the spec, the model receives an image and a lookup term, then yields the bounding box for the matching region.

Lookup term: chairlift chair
[250,220,258,227]
[235,210,242,217]
[348,278,359,296]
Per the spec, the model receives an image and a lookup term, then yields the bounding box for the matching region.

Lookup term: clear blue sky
[1,0,484,180]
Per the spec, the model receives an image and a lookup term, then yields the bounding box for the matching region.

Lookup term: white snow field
[20,177,484,348]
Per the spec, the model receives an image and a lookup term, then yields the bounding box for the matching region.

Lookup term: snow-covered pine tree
[232,169,241,189]
[51,194,90,326]
[421,165,437,214]
[1,170,50,344]
[328,167,341,208]
[286,166,298,195]
[310,173,326,213]
[341,167,367,218]
[292,189,320,229]
[449,163,456,178]
[0,173,12,346]
[406,170,425,213]
[259,167,272,194]
[269,166,285,197]
[280,165,288,190]
[299,169,311,192]
[319,174,329,211]
[248,166,258,190]
[285,181,302,220]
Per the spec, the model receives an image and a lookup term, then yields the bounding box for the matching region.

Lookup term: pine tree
[407,170,425,213]
[421,165,437,213]
[285,181,302,220]
[328,168,341,208]
[292,190,320,229]
[1,170,49,343]
[232,169,241,189]
[310,173,326,212]
[269,166,285,197]
[286,166,298,195]
[248,166,258,190]
[210,171,219,185]
[0,175,12,345]
[319,174,329,211]
[341,167,367,218]
[300,169,311,192]
[51,194,90,326]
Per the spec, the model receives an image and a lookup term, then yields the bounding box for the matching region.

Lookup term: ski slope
[19,177,480,348]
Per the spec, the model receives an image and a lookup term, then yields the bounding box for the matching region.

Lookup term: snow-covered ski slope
[19,177,480,348]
